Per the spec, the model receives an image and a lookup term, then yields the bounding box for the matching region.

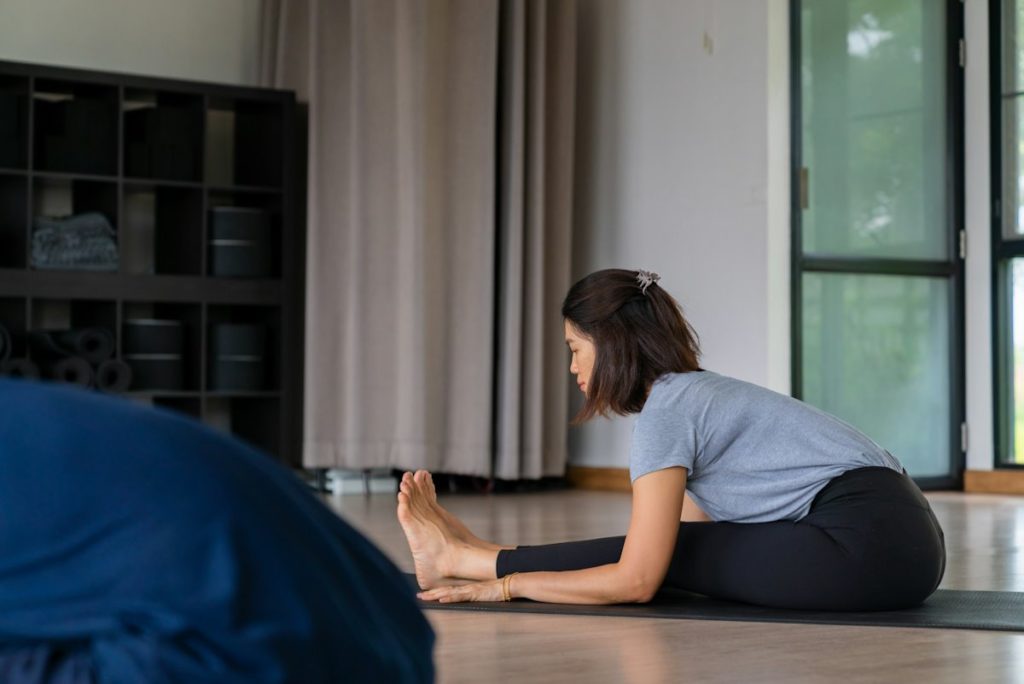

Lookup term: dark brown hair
[562,268,702,424]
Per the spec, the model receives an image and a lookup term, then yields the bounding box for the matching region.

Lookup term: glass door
[792,0,964,486]
[994,0,1024,466]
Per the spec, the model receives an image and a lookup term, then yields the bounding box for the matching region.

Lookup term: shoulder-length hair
[561,268,702,424]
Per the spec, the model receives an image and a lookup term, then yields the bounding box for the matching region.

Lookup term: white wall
[0,0,262,86]
[570,0,790,468]
[964,0,994,471]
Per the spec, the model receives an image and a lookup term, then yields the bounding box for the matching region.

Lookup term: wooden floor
[325,488,1024,683]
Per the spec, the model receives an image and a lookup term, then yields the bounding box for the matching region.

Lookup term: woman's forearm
[508,563,651,605]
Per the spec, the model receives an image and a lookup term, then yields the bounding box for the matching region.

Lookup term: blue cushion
[0,379,434,683]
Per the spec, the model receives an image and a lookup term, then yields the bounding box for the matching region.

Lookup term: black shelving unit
[0,60,304,466]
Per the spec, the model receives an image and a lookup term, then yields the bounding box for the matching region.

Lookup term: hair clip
[636,269,660,295]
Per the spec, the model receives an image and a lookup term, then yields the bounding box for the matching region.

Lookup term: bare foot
[397,473,473,590]
[412,470,502,551]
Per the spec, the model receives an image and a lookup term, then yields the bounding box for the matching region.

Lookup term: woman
[398,268,946,611]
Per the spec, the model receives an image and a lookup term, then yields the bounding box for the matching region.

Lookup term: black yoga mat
[57,328,114,364]
[0,358,39,379]
[407,575,1024,633]
[48,357,94,388]
[95,359,132,393]
[31,329,114,364]
[29,331,72,360]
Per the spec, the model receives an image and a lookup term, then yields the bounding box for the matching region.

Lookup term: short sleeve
[629,408,697,483]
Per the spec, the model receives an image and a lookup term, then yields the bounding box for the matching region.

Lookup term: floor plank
[325,489,1024,683]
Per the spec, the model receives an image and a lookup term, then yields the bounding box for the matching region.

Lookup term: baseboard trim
[571,466,1024,495]
[964,469,1024,495]
[570,467,1024,496]
[566,466,631,492]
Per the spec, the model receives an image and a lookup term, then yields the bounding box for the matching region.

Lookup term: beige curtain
[261,0,575,479]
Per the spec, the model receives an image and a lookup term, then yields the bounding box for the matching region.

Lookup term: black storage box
[34,100,66,168]
[235,104,283,187]
[208,207,273,278]
[0,92,24,167]
[36,98,115,174]
[124,319,184,355]
[125,107,199,180]
[68,99,114,173]
[125,353,184,390]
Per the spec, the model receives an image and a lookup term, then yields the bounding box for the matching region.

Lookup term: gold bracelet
[502,572,519,602]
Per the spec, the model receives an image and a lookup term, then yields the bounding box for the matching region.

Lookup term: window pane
[802,273,950,477]
[1011,260,1024,463]
[800,0,947,260]
[1003,0,1024,94]
[1004,97,1024,238]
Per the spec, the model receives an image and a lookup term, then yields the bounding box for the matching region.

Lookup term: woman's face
[564,320,596,395]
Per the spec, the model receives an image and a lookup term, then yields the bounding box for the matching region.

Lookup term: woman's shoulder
[646,370,784,411]
[644,370,716,409]
[651,369,730,391]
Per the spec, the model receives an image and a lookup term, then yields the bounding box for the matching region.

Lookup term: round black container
[124,319,184,355]
[210,357,265,392]
[125,353,184,391]
[208,206,273,278]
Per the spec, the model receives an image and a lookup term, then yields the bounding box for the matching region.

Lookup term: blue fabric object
[0,379,434,684]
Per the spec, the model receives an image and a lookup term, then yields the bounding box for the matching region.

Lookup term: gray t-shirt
[629,370,904,523]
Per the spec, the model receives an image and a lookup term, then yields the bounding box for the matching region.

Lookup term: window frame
[790,0,967,488]
[990,0,1024,467]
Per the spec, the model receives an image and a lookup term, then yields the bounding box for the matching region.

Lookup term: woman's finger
[418,587,454,601]
[421,586,473,603]
[439,586,472,603]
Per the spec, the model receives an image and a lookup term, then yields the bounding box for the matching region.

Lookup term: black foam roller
[0,358,39,379]
[29,331,68,359]
[49,356,94,388]
[95,359,132,393]
[56,328,115,364]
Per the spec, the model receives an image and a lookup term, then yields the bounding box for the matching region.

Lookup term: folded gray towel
[32,212,119,271]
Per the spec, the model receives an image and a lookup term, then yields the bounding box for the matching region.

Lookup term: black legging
[496,466,946,611]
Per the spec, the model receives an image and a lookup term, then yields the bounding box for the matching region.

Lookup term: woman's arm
[418,466,689,605]
[682,491,713,522]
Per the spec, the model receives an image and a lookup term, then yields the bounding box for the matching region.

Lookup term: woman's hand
[417,579,506,603]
